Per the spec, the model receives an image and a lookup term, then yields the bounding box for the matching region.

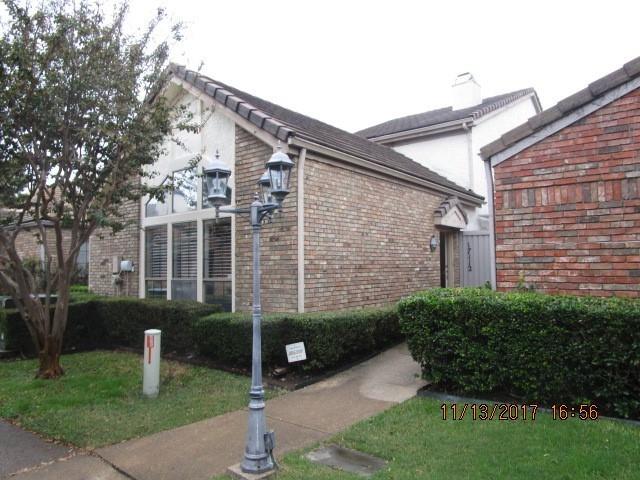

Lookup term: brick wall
[304,156,446,311]
[88,198,140,297]
[234,127,298,312]
[493,88,640,297]
[13,229,43,260]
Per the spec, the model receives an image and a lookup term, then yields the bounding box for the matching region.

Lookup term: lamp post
[204,145,294,475]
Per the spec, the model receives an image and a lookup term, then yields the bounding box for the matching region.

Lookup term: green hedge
[4,298,220,355]
[194,306,402,372]
[398,288,640,419]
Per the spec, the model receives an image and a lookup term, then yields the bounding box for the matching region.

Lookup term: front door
[439,231,456,287]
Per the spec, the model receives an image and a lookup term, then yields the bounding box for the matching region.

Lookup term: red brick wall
[234,127,298,312]
[304,156,446,311]
[493,88,640,297]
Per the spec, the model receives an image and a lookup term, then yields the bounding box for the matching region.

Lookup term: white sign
[285,342,307,363]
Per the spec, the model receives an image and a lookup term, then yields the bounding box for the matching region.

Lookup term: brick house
[0,218,88,287]
[88,65,484,312]
[481,56,640,297]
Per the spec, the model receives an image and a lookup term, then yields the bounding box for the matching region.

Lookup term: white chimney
[451,72,482,110]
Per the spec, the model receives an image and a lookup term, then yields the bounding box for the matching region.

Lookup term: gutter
[484,159,497,289]
[366,117,474,144]
[288,136,484,207]
[462,121,474,190]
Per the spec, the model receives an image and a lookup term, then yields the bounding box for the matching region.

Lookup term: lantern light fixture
[203,150,231,208]
[265,144,294,204]
[430,234,439,252]
[257,170,273,205]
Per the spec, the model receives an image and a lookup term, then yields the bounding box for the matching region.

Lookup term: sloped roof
[356,89,537,139]
[481,55,640,161]
[167,64,483,202]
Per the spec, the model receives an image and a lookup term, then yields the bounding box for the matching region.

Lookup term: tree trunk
[37,335,64,379]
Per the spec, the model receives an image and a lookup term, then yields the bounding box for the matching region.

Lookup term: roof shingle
[355,89,537,139]
[168,64,483,202]
[481,55,640,161]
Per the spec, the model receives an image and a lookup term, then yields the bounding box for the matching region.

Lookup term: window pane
[145,226,167,299]
[203,218,232,311]
[172,279,196,300]
[172,222,197,300]
[173,168,197,213]
[204,280,232,311]
[146,197,168,217]
[204,219,231,278]
[146,280,167,299]
[146,176,170,217]
[74,242,89,284]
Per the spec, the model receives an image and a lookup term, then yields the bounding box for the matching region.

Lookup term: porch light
[430,234,439,252]
[203,150,231,208]
[265,145,294,204]
[257,170,273,205]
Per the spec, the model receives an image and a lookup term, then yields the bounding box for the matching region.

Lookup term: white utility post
[143,329,161,398]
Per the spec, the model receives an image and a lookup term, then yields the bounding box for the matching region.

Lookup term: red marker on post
[143,329,161,398]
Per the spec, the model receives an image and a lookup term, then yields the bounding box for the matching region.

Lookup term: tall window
[172,168,197,213]
[172,222,197,300]
[145,226,167,299]
[203,218,232,311]
[145,176,170,217]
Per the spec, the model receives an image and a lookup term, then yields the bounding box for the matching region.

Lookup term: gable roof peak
[356,88,538,140]
[163,64,484,204]
[481,55,640,162]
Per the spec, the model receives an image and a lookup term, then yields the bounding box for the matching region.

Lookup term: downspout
[297,148,306,313]
[484,159,497,290]
[462,122,474,191]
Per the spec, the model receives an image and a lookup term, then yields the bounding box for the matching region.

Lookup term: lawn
[0,351,281,448]
[217,398,640,480]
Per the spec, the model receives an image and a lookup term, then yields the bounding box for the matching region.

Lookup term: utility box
[143,329,161,398]
[120,260,134,272]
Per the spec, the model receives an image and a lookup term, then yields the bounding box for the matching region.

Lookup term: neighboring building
[357,74,541,222]
[88,64,484,312]
[1,218,88,286]
[481,56,640,297]
[356,74,541,286]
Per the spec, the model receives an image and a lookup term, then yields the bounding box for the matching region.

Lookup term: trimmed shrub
[94,298,219,353]
[398,288,640,419]
[193,306,402,372]
[3,298,220,355]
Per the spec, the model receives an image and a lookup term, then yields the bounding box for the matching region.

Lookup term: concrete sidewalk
[7,344,424,480]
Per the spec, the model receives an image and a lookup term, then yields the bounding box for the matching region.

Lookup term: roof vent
[452,72,482,110]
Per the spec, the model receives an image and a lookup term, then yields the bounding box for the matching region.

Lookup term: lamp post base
[227,463,277,480]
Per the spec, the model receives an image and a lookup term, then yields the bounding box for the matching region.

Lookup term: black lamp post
[204,145,294,475]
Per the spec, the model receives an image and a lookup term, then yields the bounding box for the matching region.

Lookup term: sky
[28,1,640,133]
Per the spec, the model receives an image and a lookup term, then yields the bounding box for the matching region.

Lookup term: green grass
[217,398,640,480]
[0,351,281,448]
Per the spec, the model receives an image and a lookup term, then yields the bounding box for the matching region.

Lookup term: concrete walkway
[6,344,424,480]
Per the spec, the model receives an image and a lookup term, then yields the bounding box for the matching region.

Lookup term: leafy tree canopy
[0,0,191,378]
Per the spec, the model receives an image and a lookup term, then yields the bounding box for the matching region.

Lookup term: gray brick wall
[234,127,298,312]
[88,198,140,297]
[303,156,448,311]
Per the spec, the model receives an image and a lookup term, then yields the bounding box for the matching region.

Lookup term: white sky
[97,1,640,132]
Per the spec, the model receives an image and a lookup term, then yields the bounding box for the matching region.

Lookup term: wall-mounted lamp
[430,234,439,252]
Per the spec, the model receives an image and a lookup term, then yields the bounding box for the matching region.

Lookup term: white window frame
[139,157,236,309]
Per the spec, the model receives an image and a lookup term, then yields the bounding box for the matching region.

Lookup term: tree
[0,0,189,378]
